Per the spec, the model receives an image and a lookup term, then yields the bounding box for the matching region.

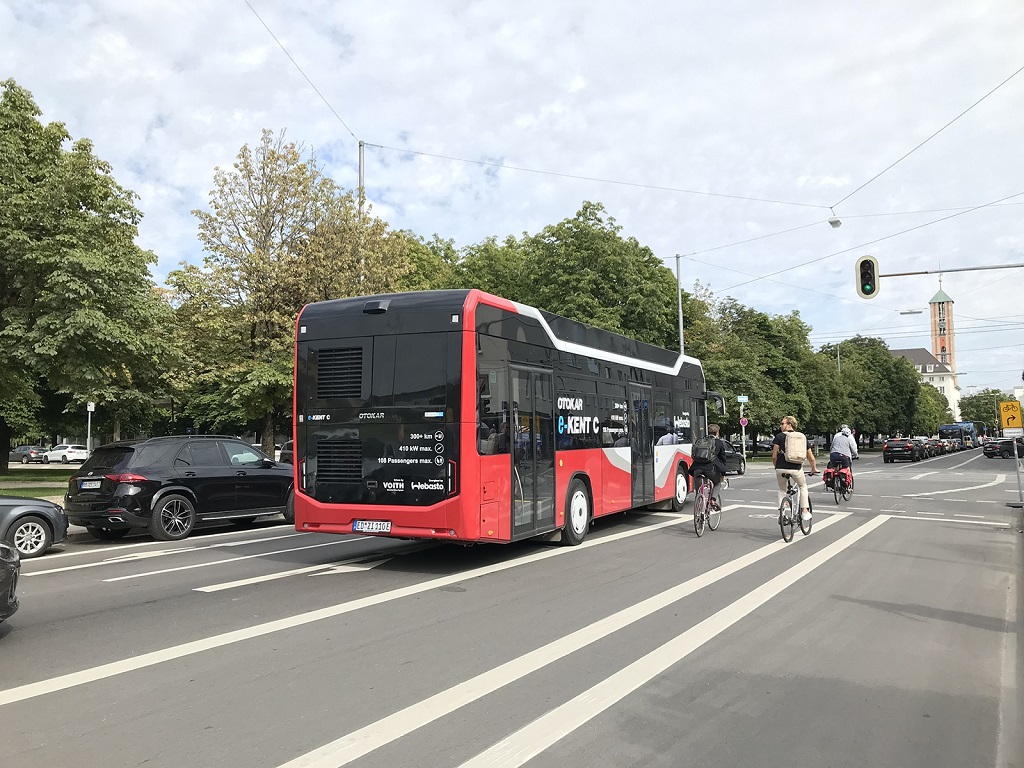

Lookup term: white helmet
[841,425,852,436]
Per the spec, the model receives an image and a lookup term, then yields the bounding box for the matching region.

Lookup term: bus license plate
[354,520,391,533]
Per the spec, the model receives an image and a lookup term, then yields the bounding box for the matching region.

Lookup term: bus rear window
[386,333,448,407]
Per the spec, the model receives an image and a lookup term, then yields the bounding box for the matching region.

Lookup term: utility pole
[675,254,684,356]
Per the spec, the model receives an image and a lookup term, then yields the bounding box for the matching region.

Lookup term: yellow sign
[1000,400,1022,430]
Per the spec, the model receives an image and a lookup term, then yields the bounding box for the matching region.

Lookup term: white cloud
[2,0,1023,387]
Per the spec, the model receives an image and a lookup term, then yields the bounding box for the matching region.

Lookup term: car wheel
[283,489,295,524]
[737,458,746,476]
[149,494,196,541]
[61,455,69,464]
[1001,450,1011,459]
[42,455,49,464]
[7,515,52,558]
[21,456,29,464]
[85,526,131,540]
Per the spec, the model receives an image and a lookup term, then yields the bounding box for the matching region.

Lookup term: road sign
[740,417,748,427]
[87,401,95,412]
[737,395,748,403]
[1000,400,1021,430]
[1004,428,1023,437]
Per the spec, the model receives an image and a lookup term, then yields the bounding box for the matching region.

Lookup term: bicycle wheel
[833,479,841,505]
[779,496,794,542]
[800,496,813,536]
[841,476,853,502]
[708,494,722,531]
[693,485,707,537]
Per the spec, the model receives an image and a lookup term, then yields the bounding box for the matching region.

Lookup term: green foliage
[0,79,170,465]
[913,383,954,436]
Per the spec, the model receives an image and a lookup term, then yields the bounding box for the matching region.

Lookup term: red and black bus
[293,289,723,545]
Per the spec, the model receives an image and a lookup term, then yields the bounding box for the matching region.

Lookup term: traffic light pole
[879,262,1024,278]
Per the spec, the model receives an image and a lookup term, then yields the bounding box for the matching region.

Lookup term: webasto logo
[412,480,444,491]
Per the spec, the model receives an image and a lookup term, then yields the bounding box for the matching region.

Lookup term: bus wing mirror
[705,390,727,416]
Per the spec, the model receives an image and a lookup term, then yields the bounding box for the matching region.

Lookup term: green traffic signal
[856,256,879,299]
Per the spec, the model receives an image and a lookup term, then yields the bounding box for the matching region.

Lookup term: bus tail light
[447,460,457,496]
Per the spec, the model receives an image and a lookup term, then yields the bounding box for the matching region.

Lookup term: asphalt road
[1,449,1021,768]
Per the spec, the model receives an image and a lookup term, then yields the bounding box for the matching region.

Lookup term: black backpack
[691,436,715,462]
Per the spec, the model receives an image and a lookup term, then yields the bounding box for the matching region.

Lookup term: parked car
[926,438,945,456]
[755,439,774,452]
[883,437,923,463]
[64,435,294,542]
[983,438,1024,459]
[42,444,89,464]
[0,497,69,558]
[721,441,747,475]
[911,437,933,458]
[280,440,294,465]
[0,540,19,624]
[7,445,47,464]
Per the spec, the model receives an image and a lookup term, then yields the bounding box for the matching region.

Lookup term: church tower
[929,278,960,417]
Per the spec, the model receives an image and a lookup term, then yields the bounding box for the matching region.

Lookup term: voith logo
[382,479,405,492]
[412,480,445,491]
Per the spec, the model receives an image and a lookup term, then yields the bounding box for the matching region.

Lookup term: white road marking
[0,513,693,708]
[954,514,985,519]
[24,531,313,573]
[271,515,848,768]
[917,511,945,516]
[454,517,890,768]
[904,474,1006,497]
[196,557,396,592]
[310,558,391,575]
[890,515,1007,527]
[910,471,937,480]
[846,507,872,511]
[103,541,346,581]
[881,509,903,513]
[949,453,985,470]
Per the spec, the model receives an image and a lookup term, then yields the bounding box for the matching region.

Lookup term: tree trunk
[113,416,122,442]
[263,411,275,454]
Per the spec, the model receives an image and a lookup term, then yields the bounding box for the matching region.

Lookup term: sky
[3,0,1024,393]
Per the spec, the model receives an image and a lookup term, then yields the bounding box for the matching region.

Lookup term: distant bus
[292,289,724,546]
[938,422,978,449]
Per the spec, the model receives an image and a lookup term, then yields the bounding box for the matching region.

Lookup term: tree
[913,384,953,436]
[170,130,414,450]
[0,79,169,470]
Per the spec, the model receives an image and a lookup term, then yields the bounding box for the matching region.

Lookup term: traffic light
[856,255,880,299]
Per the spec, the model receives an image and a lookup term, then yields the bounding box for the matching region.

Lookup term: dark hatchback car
[0,497,69,558]
[883,437,923,463]
[0,540,19,624]
[64,435,294,542]
[983,438,1024,459]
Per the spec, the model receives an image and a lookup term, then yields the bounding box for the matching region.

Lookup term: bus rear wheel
[562,479,591,546]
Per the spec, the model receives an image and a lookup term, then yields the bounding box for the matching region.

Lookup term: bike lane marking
[455,516,891,768]
[271,514,848,768]
[904,473,1006,497]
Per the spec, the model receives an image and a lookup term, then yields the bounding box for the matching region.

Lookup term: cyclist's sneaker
[801,511,812,521]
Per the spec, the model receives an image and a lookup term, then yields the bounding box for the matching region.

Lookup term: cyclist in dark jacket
[690,424,729,509]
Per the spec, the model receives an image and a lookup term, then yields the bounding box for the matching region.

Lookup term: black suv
[64,436,294,541]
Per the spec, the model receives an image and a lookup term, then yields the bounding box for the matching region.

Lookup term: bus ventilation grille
[316,440,362,484]
[317,347,363,399]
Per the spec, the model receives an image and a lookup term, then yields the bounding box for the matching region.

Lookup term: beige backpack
[784,431,808,463]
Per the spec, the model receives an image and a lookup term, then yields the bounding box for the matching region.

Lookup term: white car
[42,444,89,464]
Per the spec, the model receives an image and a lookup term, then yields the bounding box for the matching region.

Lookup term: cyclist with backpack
[772,415,818,523]
[690,424,729,511]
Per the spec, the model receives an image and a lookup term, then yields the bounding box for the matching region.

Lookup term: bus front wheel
[563,478,591,546]
[672,465,689,513]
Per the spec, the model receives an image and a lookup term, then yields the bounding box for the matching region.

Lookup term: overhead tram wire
[717,190,1024,293]
[365,143,831,209]
[831,62,1024,209]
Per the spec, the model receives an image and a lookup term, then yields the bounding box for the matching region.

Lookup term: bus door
[629,384,655,506]
[510,367,556,538]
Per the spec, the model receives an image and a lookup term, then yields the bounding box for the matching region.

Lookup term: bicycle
[779,471,815,542]
[692,472,724,537]
[823,462,853,505]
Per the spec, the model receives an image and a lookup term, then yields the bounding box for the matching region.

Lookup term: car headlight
[0,541,19,564]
